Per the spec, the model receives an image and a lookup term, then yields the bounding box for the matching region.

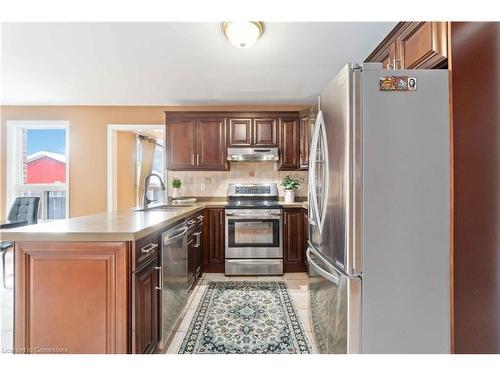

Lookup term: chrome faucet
[143,173,166,208]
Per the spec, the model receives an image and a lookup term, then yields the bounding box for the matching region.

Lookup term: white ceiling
[1,22,396,105]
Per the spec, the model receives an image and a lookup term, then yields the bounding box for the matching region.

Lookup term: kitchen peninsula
[1,200,308,354]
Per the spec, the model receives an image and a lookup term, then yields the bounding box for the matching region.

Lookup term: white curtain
[137,137,156,205]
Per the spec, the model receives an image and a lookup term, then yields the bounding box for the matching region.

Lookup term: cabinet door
[196,118,228,170]
[228,118,253,147]
[278,117,300,170]
[299,115,313,170]
[283,208,307,272]
[254,118,278,147]
[166,118,196,170]
[203,208,225,273]
[381,40,397,69]
[14,242,130,353]
[396,22,447,69]
[134,259,160,354]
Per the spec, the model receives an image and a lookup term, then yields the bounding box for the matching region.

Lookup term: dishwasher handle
[163,225,188,245]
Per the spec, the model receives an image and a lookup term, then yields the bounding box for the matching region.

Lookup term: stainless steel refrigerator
[307,63,450,354]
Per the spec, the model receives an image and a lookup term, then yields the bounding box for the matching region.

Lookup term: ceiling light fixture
[222,21,264,48]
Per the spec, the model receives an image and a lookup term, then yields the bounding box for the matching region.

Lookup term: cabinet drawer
[135,233,159,270]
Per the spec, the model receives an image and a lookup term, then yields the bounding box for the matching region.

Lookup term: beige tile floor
[166,272,317,354]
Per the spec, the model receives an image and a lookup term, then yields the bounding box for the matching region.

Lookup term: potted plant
[281,175,300,203]
[171,177,182,199]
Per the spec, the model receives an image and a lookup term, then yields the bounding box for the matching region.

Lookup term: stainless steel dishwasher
[158,220,188,350]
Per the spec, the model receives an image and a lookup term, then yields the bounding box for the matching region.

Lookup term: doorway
[107,124,164,211]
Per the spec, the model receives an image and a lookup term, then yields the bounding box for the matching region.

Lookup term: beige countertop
[0,200,308,242]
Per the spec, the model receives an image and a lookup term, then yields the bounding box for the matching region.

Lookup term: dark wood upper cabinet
[299,111,314,170]
[254,118,278,147]
[283,208,307,272]
[228,118,253,147]
[166,118,196,170]
[396,22,447,69]
[203,208,225,273]
[228,117,278,147]
[166,111,302,171]
[166,115,227,171]
[377,40,397,69]
[365,22,448,69]
[278,117,300,170]
[133,259,159,354]
[197,118,227,170]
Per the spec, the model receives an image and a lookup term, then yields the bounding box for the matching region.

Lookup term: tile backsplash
[166,162,308,198]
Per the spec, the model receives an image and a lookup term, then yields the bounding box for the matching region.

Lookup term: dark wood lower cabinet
[133,259,159,354]
[203,208,225,273]
[283,208,307,272]
[14,237,162,354]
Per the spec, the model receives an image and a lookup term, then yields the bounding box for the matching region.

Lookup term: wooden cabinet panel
[203,208,225,273]
[299,113,314,170]
[254,118,278,147]
[451,22,500,354]
[382,41,397,69]
[365,22,448,70]
[133,259,159,354]
[283,208,307,272]
[396,22,447,69]
[166,118,196,170]
[14,242,129,354]
[303,209,309,268]
[279,117,300,170]
[228,118,253,146]
[196,118,228,170]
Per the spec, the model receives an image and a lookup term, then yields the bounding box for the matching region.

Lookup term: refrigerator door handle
[307,247,340,285]
[308,111,321,231]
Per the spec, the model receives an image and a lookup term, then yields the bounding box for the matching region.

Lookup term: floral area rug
[178,281,311,354]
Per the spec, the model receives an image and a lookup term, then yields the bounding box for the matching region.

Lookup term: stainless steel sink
[135,204,194,212]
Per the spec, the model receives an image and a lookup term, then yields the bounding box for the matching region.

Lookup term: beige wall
[116,131,137,210]
[0,105,308,219]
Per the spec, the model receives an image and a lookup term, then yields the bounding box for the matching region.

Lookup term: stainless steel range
[225,183,283,275]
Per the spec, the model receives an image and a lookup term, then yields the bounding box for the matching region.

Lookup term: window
[6,121,69,220]
[136,135,165,203]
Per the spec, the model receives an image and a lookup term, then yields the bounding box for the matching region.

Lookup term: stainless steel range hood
[227,147,279,162]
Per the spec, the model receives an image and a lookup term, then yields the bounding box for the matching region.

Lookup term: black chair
[1,197,40,288]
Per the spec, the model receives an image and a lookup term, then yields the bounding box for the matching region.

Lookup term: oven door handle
[225,214,282,219]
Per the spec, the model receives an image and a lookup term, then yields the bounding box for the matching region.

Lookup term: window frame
[6,120,70,220]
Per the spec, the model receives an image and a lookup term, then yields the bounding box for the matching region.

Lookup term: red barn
[26,151,66,184]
